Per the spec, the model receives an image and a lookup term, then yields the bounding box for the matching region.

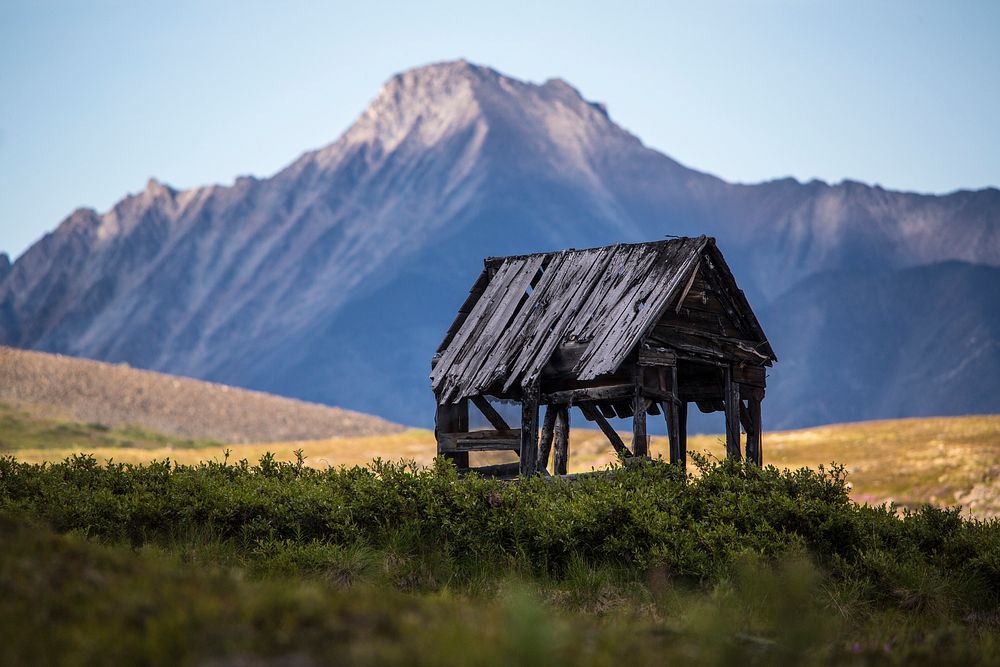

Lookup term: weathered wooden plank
[438,430,522,452]
[483,249,598,393]
[578,404,631,458]
[435,400,469,469]
[552,405,570,475]
[732,365,766,388]
[703,242,776,361]
[471,395,512,431]
[437,254,548,402]
[659,306,735,336]
[575,242,685,378]
[747,395,762,465]
[674,258,701,313]
[578,238,707,380]
[467,251,574,394]
[678,400,688,468]
[541,383,634,405]
[724,365,742,460]
[666,365,681,465]
[536,405,558,471]
[431,258,526,395]
[519,382,540,476]
[633,368,648,457]
[651,325,771,364]
[611,400,632,419]
[641,386,677,403]
[460,462,521,479]
[637,347,677,367]
[568,244,651,341]
[508,249,617,390]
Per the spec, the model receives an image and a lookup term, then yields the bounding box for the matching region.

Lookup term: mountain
[1,60,998,427]
[761,262,1000,428]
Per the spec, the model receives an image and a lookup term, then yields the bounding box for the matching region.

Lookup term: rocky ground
[0,346,403,442]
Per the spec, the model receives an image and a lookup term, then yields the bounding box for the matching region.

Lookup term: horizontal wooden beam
[438,429,521,453]
[637,347,677,367]
[458,462,521,479]
[542,384,633,405]
[732,365,766,388]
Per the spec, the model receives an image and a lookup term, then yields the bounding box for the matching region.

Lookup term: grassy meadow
[3,453,1000,665]
[3,401,1000,665]
[5,401,1000,518]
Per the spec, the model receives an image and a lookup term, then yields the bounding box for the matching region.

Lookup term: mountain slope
[761,261,1000,428]
[1,60,998,426]
[0,346,402,442]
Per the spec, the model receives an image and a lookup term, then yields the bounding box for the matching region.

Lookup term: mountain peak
[316,59,633,176]
[144,177,176,200]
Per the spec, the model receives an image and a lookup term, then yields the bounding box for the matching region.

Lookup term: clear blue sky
[1,0,997,259]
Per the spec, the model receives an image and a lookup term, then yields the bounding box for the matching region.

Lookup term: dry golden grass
[6,404,1000,518]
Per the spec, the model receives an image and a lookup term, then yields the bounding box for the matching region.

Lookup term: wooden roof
[431,236,772,404]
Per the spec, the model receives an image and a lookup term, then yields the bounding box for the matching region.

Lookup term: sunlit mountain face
[2,60,998,427]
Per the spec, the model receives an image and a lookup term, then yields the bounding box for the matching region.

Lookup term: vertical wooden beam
[668,365,681,465]
[536,405,558,472]
[746,394,763,465]
[724,366,742,460]
[633,368,648,457]
[519,383,540,476]
[678,400,688,469]
[552,406,570,475]
[435,398,469,469]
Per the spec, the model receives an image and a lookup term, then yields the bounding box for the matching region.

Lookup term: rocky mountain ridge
[2,60,997,427]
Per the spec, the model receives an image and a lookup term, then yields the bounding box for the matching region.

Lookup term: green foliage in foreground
[2,454,1000,665]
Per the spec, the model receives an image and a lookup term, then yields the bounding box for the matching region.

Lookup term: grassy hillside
[6,402,999,518]
[0,346,402,442]
[2,455,999,665]
[0,402,223,451]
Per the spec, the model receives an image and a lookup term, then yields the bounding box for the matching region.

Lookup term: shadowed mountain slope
[1,60,997,426]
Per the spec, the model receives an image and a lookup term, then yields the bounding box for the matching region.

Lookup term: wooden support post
[724,366,742,460]
[552,406,570,475]
[519,383,540,476]
[579,404,631,458]
[746,395,763,465]
[536,405,558,472]
[435,399,469,469]
[667,365,681,465]
[633,369,649,457]
[678,400,688,469]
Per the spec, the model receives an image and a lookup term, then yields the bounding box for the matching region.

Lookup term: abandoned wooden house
[430,236,776,478]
